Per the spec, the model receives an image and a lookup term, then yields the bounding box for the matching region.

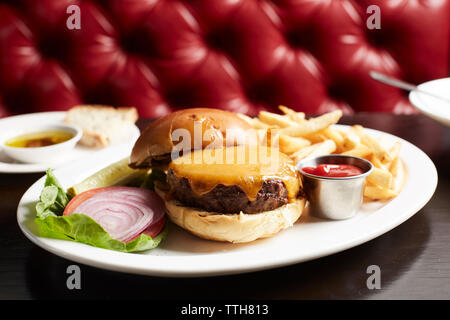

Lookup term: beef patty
[167,169,290,214]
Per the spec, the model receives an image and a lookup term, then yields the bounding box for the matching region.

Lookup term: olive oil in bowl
[1,123,82,164]
[5,130,75,148]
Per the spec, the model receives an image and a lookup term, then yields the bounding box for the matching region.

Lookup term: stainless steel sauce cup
[297,155,373,220]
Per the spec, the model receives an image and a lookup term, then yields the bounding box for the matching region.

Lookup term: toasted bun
[129,108,253,168]
[156,187,305,243]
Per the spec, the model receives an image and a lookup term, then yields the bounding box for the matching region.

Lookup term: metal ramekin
[297,155,373,220]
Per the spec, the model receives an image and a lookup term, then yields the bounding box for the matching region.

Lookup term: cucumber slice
[67,157,149,197]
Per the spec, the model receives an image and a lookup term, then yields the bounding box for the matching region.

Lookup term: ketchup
[301,164,363,177]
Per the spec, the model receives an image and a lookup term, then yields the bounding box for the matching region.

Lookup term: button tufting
[285,27,318,53]
[118,29,157,57]
[0,0,448,117]
[37,33,70,61]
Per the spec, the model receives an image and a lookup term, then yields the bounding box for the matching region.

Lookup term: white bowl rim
[409,77,450,122]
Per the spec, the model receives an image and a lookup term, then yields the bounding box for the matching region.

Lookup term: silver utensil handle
[370,71,450,104]
[370,71,417,91]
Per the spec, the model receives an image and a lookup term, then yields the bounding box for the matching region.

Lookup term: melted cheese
[169,145,300,201]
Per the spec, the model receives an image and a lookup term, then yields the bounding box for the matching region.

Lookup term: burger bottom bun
[156,187,305,243]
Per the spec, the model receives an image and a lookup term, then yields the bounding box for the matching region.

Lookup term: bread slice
[64,105,138,148]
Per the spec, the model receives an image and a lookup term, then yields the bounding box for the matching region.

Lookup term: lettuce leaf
[35,214,168,252]
[35,169,70,218]
[35,169,168,253]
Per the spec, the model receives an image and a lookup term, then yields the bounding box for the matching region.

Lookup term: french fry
[291,140,336,163]
[240,109,404,201]
[237,113,278,129]
[237,113,257,128]
[342,129,361,151]
[386,141,402,165]
[322,127,345,152]
[353,126,390,162]
[389,157,406,194]
[367,167,393,189]
[368,154,389,171]
[344,127,359,143]
[304,127,343,146]
[364,153,405,200]
[278,105,305,122]
[278,134,311,154]
[341,143,372,158]
[364,184,398,200]
[236,113,254,124]
[304,131,328,144]
[258,111,298,128]
[279,110,343,137]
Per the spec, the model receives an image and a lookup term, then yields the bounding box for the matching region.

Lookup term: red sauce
[301,164,363,178]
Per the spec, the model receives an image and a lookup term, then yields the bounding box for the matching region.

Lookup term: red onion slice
[128,215,166,243]
[68,187,166,242]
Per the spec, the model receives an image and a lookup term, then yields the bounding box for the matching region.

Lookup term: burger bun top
[129,108,254,168]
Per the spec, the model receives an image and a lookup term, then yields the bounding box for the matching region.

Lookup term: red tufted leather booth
[0,0,449,118]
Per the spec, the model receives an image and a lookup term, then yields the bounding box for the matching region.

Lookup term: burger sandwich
[129,108,305,243]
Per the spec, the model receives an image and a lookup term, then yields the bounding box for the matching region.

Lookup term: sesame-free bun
[129,108,253,168]
[156,186,305,243]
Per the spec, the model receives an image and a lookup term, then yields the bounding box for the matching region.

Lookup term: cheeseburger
[130,108,305,243]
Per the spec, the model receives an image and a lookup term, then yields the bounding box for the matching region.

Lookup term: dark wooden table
[1,113,449,300]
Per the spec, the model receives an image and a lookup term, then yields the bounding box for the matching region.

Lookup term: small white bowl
[0,123,82,164]
[409,77,450,127]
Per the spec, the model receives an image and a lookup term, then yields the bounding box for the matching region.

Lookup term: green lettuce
[35,169,70,219]
[35,214,168,252]
[34,169,168,253]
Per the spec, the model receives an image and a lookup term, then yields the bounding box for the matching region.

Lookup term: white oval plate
[17,126,437,277]
[0,112,140,173]
[409,77,450,127]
